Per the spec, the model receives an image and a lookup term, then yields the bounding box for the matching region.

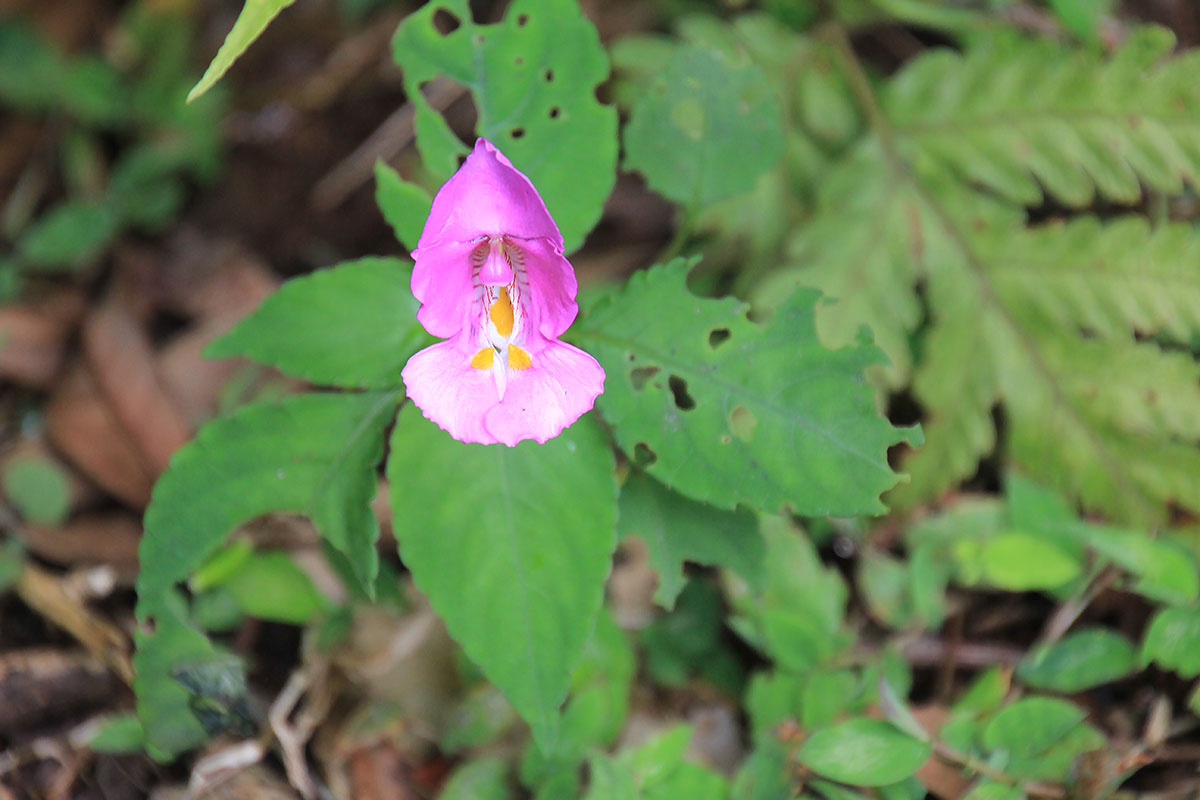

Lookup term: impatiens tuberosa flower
[401,138,605,446]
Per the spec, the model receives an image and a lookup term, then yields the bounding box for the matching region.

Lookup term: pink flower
[401,138,605,446]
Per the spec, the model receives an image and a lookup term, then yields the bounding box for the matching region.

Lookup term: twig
[14,563,133,686]
[933,741,1065,799]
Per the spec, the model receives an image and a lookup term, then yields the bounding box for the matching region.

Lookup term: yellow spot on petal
[508,344,532,370]
[490,288,514,337]
[471,348,494,369]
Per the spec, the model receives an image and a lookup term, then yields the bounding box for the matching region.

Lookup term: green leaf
[387,405,617,751]
[375,162,432,252]
[133,596,232,761]
[1143,606,1200,678]
[1065,523,1199,605]
[88,713,146,754]
[207,257,428,389]
[1018,628,1138,692]
[797,719,932,787]
[575,260,918,516]
[391,0,617,251]
[218,550,332,624]
[584,725,728,800]
[439,757,514,800]
[618,470,764,608]
[138,391,399,610]
[981,696,1087,760]
[979,532,1082,591]
[0,539,22,592]
[188,0,296,102]
[17,200,119,269]
[623,44,784,206]
[2,454,71,526]
[1047,0,1115,40]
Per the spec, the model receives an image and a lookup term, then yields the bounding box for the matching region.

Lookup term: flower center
[469,245,533,397]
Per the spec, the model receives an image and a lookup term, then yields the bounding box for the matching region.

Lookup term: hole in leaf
[708,328,731,349]
[630,365,660,391]
[549,106,561,119]
[668,375,695,411]
[515,56,524,65]
[432,9,461,35]
[633,442,657,467]
[544,68,554,82]
[473,33,485,45]
[511,127,525,139]
[517,13,529,26]
[730,406,757,442]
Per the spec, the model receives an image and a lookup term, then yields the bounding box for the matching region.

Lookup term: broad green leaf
[87,713,146,754]
[387,406,617,751]
[391,0,617,251]
[1065,523,1200,605]
[1018,628,1138,691]
[624,44,784,206]
[375,162,432,251]
[439,757,514,800]
[801,669,860,730]
[744,671,803,741]
[575,261,918,515]
[18,200,119,269]
[218,550,332,624]
[1143,606,1200,677]
[584,725,728,800]
[979,532,1082,591]
[618,470,764,608]
[188,0,295,102]
[132,595,231,761]
[2,454,70,526]
[207,258,428,389]
[138,391,399,608]
[797,719,932,787]
[982,697,1088,760]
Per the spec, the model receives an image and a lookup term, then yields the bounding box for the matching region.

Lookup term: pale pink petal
[418,138,563,247]
[512,237,578,339]
[483,341,605,446]
[401,338,497,445]
[410,239,477,338]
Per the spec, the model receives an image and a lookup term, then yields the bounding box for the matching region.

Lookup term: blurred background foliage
[2,0,1200,799]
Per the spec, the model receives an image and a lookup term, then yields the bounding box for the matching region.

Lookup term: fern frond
[885,26,1200,207]
[987,217,1200,341]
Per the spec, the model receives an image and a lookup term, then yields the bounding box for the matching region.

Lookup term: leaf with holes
[390,0,616,251]
[623,44,784,206]
[137,391,399,612]
[387,405,617,751]
[206,258,430,390]
[574,260,919,515]
[618,470,764,608]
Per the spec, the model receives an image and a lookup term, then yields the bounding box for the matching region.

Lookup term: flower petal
[418,138,563,247]
[410,238,478,338]
[483,340,605,446]
[401,337,496,445]
[513,237,578,339]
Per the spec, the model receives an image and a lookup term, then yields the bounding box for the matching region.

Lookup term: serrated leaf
[207,258,428,389]
[1143,606,1200,678]
[623,44,784,206]
[375,162,432,252]
[1018,628,1138,691]
[618,470,764,608]
[391,0,616,251]
[188,0,295,102]
[576,260,918,516]
[797,719,931,787]
[387,405,617,751]
[137,391,399,609]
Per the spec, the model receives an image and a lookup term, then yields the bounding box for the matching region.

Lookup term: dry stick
[1035,565,1120,649]
[309,76,468,212]
[14,563,133,686]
